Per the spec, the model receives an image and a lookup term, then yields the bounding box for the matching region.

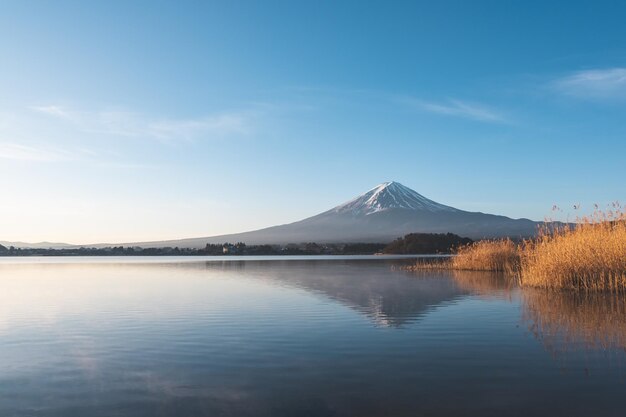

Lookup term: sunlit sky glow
[1,1,625,244]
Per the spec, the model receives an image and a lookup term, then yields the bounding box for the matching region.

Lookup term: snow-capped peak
[332,181,458,215]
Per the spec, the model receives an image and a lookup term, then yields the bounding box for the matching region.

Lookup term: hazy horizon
[2,1,625,243]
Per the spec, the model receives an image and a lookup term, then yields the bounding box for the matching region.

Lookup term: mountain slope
[117,182,540,248]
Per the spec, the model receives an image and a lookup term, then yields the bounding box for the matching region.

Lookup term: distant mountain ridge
[0,240,76,249]
[4,182,542,249]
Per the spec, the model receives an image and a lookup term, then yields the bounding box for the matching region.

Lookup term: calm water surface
[1,256,626,416]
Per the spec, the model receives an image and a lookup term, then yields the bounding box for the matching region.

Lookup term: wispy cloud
[31,105,73,119]
[554,68,626,99]
[146,114,249,141]
[401,97,505,122]
[30,105,253,142]
[0,104,258,165]
[0,142,75,161]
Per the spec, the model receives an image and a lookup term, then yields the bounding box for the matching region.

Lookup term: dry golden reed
[406,239,520,274]
[450,239,520,273]
[406,209,626,291]
[520,210,626,292]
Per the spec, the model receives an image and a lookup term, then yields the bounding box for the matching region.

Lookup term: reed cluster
[406,239,520,274]
[451,239,520,273]
[519,212,626,292]
[406,209,626,292]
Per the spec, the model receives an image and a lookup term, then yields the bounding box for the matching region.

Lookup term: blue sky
[1,0,625,243]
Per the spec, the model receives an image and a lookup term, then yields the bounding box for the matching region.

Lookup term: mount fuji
[120,181,539,248]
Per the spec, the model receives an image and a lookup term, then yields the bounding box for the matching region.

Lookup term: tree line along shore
[0,232,471,257]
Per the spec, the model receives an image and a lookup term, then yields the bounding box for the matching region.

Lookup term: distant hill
[0,240,76,249]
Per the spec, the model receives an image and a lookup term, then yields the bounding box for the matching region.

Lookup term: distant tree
[342,243,386,255]
[382,233,472,254]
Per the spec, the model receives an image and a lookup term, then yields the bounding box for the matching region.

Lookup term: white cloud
[402,98,505,122]
[0,142,74,161]
[30,105,253,142]
[555,68,626,99]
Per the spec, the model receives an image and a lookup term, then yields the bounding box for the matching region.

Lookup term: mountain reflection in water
[202,259,468,327]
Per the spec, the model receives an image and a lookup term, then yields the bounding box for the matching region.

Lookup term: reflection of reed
[406,269,516,300]
[521,289,626,351]
[449,270,516,296]
[414,269,626,352]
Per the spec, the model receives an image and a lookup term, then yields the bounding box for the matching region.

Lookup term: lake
[1,256,626,416]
